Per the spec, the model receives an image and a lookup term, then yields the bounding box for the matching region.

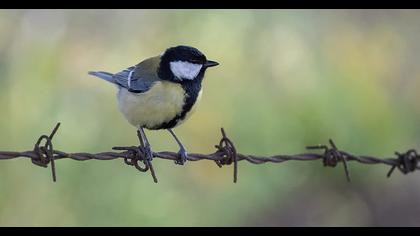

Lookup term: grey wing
[113,66,156,93]
[89,56,161,93]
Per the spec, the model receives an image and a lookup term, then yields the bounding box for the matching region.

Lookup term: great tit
[88,45,219,165]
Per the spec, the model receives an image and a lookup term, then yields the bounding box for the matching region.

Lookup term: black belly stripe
[150,77,203,130]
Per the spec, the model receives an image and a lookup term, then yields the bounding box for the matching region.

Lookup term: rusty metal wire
[0,123,419,183]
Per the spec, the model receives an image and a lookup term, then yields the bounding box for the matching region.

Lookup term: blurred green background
[0,9,420,226]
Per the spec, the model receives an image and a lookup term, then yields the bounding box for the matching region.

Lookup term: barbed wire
[0,123,419,183]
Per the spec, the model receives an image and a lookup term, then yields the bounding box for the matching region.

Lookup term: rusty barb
[307,139,350,182]
[387,149,420,178]
[214,128,238,183]
[31,122,61,182]
[0,122,419,183]
[113,143,158,183]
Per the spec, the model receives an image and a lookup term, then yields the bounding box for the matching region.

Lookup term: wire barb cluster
[30,123,60,182]
[0,123,419,183]
[214,128,238,183]
[307,139,350,182]
[387,150,419,178]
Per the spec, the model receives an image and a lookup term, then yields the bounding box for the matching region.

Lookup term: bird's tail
[88,71,115,84]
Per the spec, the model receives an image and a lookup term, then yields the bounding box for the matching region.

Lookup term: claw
[175,147,188,165]
[141,144,154,162]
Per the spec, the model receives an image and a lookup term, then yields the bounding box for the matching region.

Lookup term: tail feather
[88,71,115,83]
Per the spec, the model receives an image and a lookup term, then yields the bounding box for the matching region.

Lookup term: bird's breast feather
[117,81,187,129]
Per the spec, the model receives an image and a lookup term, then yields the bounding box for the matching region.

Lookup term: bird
[88,45,219,165]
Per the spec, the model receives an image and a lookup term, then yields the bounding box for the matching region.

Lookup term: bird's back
[133,56,160,79]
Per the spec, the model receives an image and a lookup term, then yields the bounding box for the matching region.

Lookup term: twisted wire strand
[0,123,419,183]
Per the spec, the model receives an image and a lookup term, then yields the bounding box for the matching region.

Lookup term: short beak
[204,60,219,68]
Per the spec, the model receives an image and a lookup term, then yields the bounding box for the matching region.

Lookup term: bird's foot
[174,147,188,165]
[140,144,154,163]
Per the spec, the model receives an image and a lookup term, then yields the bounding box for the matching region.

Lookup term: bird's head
[158,45,219,82]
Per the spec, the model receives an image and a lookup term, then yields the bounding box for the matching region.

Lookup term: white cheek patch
[170,61,202,80]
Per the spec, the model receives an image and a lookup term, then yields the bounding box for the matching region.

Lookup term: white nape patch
[170,61,202,80]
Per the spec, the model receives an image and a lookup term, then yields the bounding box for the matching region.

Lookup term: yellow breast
[117,81,186,129]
